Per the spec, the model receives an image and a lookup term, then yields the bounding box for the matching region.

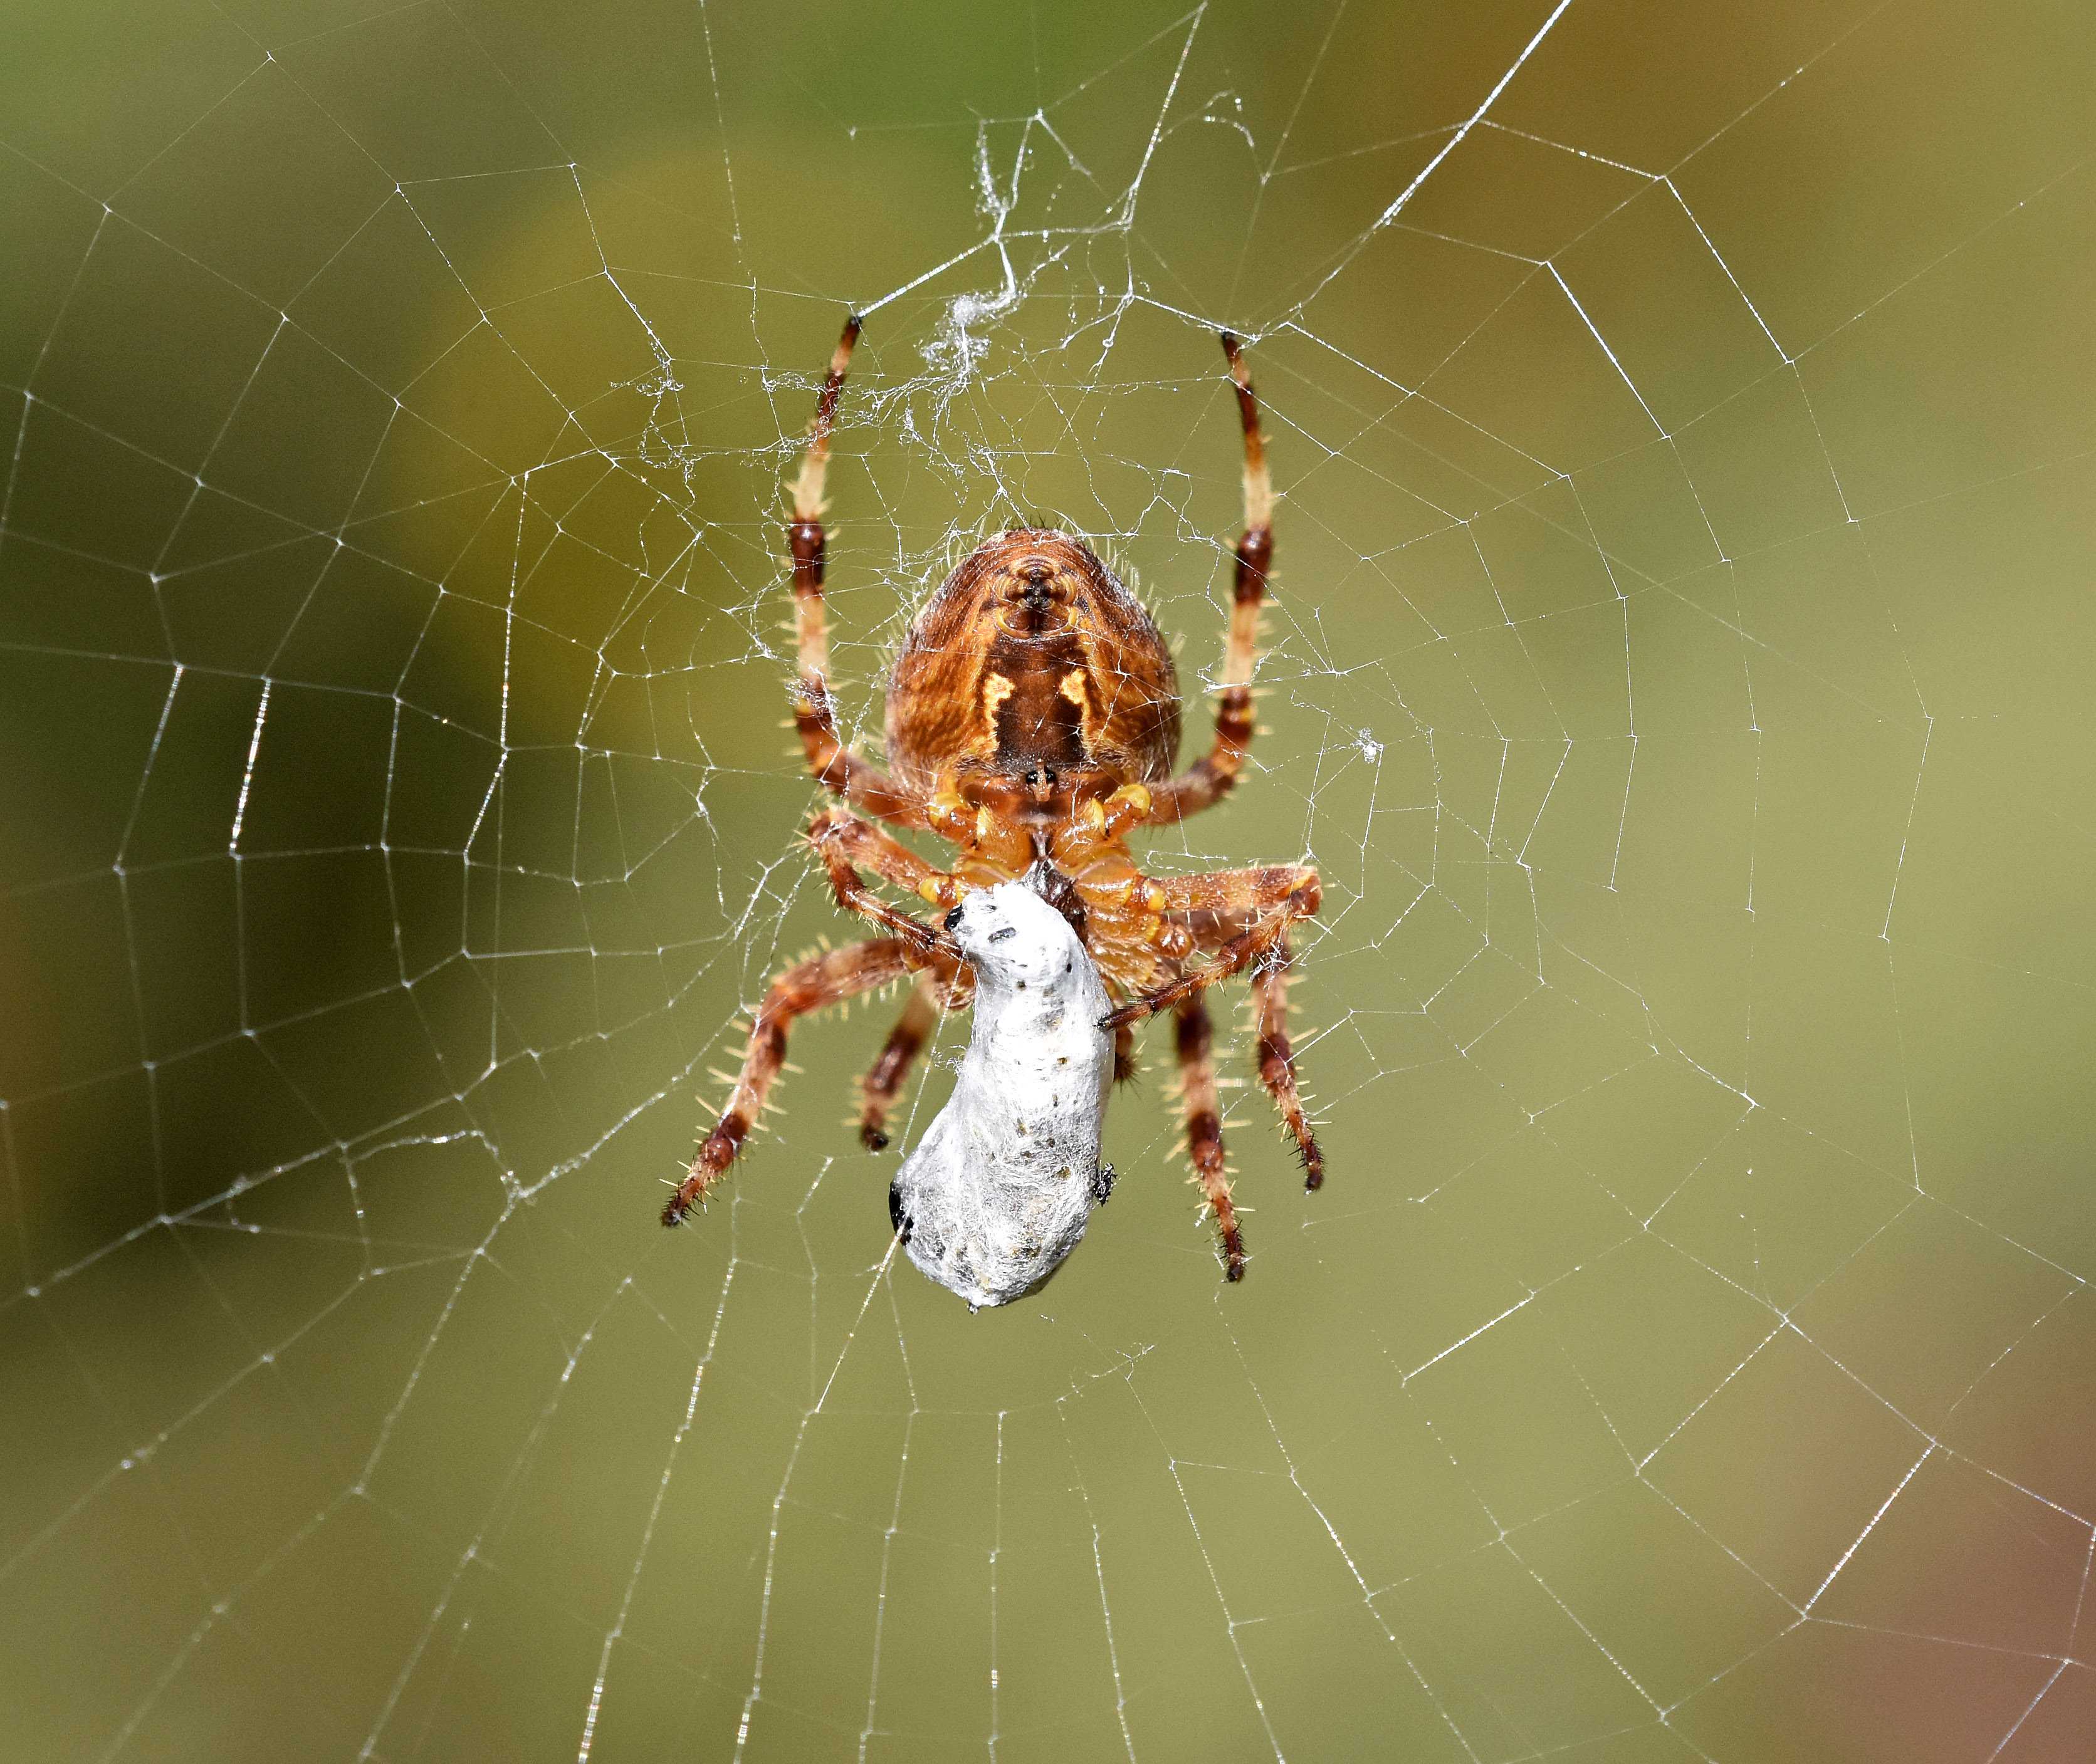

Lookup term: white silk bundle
[890,882,1116,1308]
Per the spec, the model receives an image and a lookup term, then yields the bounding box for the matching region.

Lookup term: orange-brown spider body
[884,529,1195,997]
[664,318,1322,1281]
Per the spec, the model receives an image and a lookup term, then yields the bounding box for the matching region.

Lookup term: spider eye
[989,926,1017,944]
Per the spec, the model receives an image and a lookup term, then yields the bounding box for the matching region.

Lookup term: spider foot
[860,1122,891,1152]
[1208,1194,1247,1282]
[1297,1135,1325,1193]
[663,1131,736,1226]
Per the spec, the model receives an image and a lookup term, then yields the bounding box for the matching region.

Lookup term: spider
[661,316,1322,1279]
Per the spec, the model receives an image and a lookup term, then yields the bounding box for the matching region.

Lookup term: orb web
[4,2,2095,1759]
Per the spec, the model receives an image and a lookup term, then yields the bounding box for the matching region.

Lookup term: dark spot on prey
[887,1182,912,1245]
[1021,859,1087,939]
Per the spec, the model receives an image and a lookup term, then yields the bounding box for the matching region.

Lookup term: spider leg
[804,806,966,959]
[1102,864,1319,1029]
[1114,1022,1139,1086]
[1247,935,1322,1190]
[1148,331,1273,827]
[786,315,924,828]
[1145,884,1323,1187]
[808,805,967,910]
[666,937,944,1225]
[1173,997,1245,1281]
[858,970,943,1150]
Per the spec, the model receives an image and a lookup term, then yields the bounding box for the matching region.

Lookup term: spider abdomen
[885,530,1180,805]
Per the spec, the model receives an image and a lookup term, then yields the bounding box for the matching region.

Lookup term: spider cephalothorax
[663,318,1322,1280]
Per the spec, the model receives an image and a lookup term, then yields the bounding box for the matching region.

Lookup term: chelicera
[661,317,1322,1280]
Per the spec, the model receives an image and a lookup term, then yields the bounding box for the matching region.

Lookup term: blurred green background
[4,0,2095,1757]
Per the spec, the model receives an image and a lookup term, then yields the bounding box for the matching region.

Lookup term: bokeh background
[4,1,2095,1758]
